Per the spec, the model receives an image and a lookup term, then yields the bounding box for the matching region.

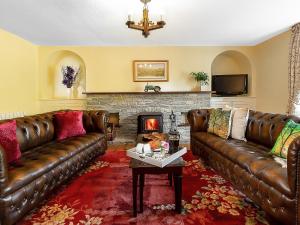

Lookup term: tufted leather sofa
[0,110,108,225]
[188,109,300,225]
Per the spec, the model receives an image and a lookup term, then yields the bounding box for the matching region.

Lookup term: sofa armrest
[287,137,300,195]
[83,110,109,134]
[187,109,210,132]
[0,144,8,193]
[287,137,300,225]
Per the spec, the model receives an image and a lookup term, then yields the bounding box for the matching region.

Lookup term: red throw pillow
[0,120,21,163]
[54,111,86,140]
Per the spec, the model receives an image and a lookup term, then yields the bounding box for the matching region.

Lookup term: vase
[68,87,73,99]
[199,83,202,92]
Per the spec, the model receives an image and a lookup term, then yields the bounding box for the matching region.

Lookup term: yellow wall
[254,31,290,114]
[0,27,292,114]
[212,54,243,75]
[212,51,252,75]
[38,46,256,98]
[0,29,39,115]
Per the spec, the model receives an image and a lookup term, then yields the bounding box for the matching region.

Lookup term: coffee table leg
[139,173,144,213]
[174,171,182,214]
[168,172,173,186]
[132,170,138,217]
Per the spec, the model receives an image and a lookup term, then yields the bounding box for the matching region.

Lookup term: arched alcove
[211,50,252,95]
[47,50,86,99]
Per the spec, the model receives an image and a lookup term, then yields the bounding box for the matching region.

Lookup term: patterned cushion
[271,119,300,158]
[208,108,232,139]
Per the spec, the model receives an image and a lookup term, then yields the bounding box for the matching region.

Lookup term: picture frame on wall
[133,60,169,82]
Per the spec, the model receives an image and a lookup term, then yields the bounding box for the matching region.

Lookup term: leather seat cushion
[3,133,105,196]
[192,132,292,197]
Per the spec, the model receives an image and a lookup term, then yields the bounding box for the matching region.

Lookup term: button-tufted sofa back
[0,110,108,153]
[14,113,56,152]
[246,110,300,149]
[187,109,300,150]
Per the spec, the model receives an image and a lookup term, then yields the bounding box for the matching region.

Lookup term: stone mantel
[86,92,211,143]
[85,92,256,143]
[83,91,214,95]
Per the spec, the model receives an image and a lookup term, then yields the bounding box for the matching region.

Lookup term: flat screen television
[212,74,248,96]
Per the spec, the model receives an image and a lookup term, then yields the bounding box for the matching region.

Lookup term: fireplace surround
[137,112,163,134]
[86,92,211,142]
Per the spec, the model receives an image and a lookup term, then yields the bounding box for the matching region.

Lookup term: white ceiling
[0,0,299,46]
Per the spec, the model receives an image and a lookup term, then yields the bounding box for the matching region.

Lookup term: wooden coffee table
[129,157,185,216]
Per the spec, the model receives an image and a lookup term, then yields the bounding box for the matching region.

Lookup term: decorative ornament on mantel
[144,82,161,92]
[126,0,166,38]
[190,71,209,91]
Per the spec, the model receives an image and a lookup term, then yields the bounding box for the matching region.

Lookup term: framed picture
[133,60,169,82]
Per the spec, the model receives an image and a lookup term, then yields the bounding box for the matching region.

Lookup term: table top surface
[129,157,185,169]
[136,133,169,143]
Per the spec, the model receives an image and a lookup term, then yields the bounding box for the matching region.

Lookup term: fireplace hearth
[137,112,163,134]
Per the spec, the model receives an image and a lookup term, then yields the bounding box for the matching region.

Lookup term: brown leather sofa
[0,110,108,225]
[188,109,300,225]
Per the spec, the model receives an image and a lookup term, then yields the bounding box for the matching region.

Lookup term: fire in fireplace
[137,112,163,134]
[145,118,159,131]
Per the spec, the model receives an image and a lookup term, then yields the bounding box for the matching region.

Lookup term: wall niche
[211,50,252,96]
[47,50,86,99]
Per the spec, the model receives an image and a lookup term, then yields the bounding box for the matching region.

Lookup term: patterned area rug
[19,146,270,225]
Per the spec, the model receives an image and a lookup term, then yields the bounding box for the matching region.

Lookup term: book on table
[126,146,187,168]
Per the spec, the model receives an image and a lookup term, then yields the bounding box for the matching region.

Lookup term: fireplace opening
[138,112,163,134]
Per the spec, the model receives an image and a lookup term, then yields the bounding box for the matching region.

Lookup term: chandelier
[126,0,166,38]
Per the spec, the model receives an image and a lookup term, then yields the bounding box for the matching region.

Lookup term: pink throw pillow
[54,111,86,140]
[0,120,21,163]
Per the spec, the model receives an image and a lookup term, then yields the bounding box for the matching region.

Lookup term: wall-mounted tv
[212,74,248,96]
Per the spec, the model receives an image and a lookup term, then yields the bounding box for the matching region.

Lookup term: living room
[0,0,299,224]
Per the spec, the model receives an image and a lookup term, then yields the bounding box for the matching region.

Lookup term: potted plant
[190,71,209,91]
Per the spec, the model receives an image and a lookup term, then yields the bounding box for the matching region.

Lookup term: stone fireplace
[137,112,163,134]
[86,91,211,143]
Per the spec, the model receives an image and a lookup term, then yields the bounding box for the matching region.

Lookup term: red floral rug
[19,146,270,225]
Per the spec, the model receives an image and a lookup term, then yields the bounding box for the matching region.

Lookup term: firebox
[137,112,163,134]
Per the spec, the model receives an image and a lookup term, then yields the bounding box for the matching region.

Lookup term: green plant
[190,71,209,85]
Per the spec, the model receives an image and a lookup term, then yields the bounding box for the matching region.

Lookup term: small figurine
[144,83,161,92]
[169,111,180,154]
[169,111,178,134]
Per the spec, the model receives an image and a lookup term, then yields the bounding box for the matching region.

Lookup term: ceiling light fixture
[126,0,166,38]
